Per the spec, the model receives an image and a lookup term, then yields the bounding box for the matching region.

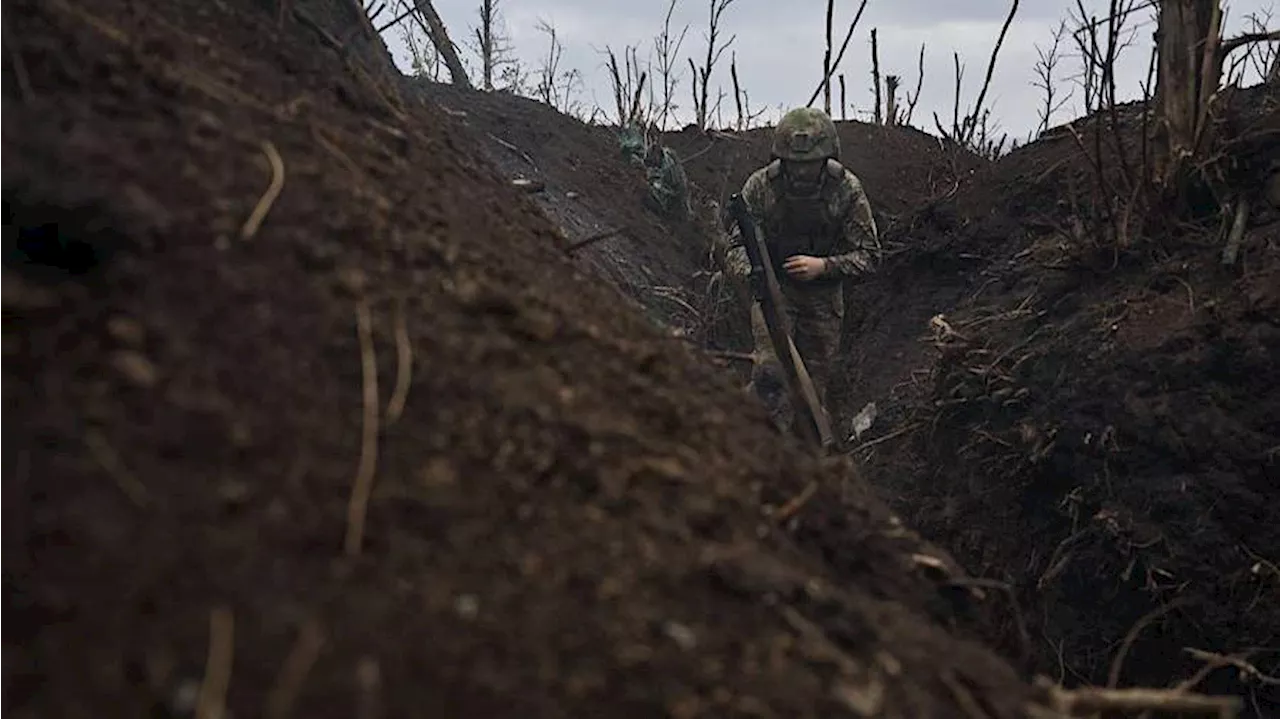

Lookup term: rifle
[726,193,834,451]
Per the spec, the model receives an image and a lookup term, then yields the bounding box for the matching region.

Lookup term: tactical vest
[762,158,845,287]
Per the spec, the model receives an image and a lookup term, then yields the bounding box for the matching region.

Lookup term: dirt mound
[846,89,1280,713]
[411,82,718,337]
[665,122,985,227]
[1,0,1035,716]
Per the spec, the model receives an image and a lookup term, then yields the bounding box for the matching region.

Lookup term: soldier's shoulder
[742,164,776,199]
[744,163,775,187]
[826,161,868,202]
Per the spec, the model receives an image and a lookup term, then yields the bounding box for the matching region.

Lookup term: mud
[1,0,1035,717]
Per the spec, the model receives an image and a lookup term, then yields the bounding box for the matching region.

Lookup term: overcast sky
[378,1,1277,141]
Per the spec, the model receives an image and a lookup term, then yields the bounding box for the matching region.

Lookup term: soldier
[724,107,880,422]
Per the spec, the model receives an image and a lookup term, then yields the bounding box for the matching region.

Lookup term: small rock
[110,350,159,388]
[565,191,580,200]
[335,267,367,295]
[512,177,546,193]
[662,621,697,650]
[454,594,479,620]
[106,316,146,347]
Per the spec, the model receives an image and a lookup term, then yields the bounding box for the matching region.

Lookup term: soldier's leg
[787,287,842,408]
[747,302,793,432]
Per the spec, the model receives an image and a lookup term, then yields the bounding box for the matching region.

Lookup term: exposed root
[85,429,150,507]
[240,140,286,241]
[385,296,413,426]
[344,297,381,557]
[266,619,326,719]
[196,607,236,719]
[1108,598,1189,689]
[487,132,538,168]
[1184,648,1280,687]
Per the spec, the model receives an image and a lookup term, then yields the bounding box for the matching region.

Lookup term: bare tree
[884,75,900,127]
[839,73,848,120]
[823,0,836,114]
[653,0,690,130]
[901,43,926,126]
[932,0,1019,156]
[410,0,472,88]
[605,44,649,126]
[688,0,737,130]
[396,0,444,81]
[1032,20,1073,135]
[471,0,521,92]
[807,0,870,108]
[871,28,882,124]
[729,53,769,130]
[534,19,583,114]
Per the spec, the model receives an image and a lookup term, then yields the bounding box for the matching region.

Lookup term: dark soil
[846,87,1280,714]
[410,82,718,337]
[0,0,1035,717]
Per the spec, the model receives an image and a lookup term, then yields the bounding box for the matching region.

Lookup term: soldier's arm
[821,172,881,278]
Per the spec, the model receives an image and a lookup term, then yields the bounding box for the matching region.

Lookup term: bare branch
[688,0,738,130]
[806,0,870,107]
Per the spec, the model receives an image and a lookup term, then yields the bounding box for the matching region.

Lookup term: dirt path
[1,0,1034,716]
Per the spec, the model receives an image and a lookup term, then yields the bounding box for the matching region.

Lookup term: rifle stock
[726,193,834,451]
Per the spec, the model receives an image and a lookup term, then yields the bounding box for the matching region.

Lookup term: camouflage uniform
[724,107,880,412]
[619,125,691,219]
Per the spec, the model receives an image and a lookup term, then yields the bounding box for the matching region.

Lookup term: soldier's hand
[783,255,827,281]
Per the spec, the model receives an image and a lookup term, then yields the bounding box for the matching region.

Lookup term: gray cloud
[383,0,1277,142]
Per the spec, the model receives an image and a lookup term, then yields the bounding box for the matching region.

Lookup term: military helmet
[772,107,840,162]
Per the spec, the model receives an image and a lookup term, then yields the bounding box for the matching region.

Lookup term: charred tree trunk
[477,0,494,90]
[885,75,900,126]
[411,0,472,88]
[871,29,882,125]
[823,0,835,115]
[1152,0,1221,189]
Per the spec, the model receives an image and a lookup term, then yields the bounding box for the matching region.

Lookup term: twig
[705,349,756,363]
[344,297,381,557]
[292,6,344,52]
[240,141,286,241]
[385,296,413,425]
[1042,681,1241,716]
[774,481,818,522]
[1170,276,1196,314]
[1108,598,1189,688]
[848,421,921,452]
[266,620,326,719]
[5,28,33,101]
[1221,197,1250,266]
[196,607,236,719]
[565,228,624,253]
[487,132,537,168]
[1184,648,1280,687]
[85,429,150,507]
